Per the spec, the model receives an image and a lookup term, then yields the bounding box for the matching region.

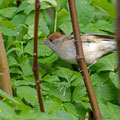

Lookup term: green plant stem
[54,9,58,32]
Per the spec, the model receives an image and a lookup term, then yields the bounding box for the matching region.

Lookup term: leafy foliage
[0,0,119,120]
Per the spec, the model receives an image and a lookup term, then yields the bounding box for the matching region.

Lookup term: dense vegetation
[0,0,120,120]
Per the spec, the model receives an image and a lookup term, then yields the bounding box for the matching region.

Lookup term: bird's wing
[84,34,115,41]
[64,34,115,43]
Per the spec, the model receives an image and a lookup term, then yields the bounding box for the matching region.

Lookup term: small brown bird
[42,32,116,65]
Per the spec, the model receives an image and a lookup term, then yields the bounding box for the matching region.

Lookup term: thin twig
[115,0,120,105]
[68,0,102,120]
[33,0,45,112]
[0,30,13,97]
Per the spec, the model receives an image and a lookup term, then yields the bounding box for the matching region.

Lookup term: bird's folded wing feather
[65,34,115,43]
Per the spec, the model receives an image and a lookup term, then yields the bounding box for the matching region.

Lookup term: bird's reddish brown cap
[47,32,64,40]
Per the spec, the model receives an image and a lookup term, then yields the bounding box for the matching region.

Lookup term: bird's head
[41,32,65,50]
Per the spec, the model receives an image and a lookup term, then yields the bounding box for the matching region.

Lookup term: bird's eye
[49,39,53,42]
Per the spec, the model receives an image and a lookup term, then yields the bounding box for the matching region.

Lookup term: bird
[41,32,116,65]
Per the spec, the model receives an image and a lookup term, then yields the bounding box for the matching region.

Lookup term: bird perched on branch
[41,32,116,65]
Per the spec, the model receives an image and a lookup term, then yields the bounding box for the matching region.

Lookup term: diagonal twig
[68,0,102,119]
[33,0,44,112]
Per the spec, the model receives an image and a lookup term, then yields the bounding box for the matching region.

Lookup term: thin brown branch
[17,1,21,7]
[68,0,102,120]
[33,0,45,112]
[115,0,120,105]
[0,30,13,97]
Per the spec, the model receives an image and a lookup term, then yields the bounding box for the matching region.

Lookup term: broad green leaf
[90,72,110,86]
[20,59,33,76]
[58,22,73,35]
[38,53,58,63]
[52,110,74,120]
[95,20,114,33]
[57,9,71,26]
[52,67,83,85]
[74,103,87,120]
[42,82,71,101]
[81,23,108,34]
[10,67,22,74]
[0,102,16,120]
[0,21,17,36]
[109,72,119,89]
[11,13,27,26]
[94,82,117,101]
[17,86,38,106]
[16,25,28,41]
[0,89,20,104]
[52,67,74,84]
[42,74,60,82]
[17,1,34,15]
[44,96,64,114]
[0,7,17,18]
[8,56,18,67]
[64,103,79,120]
[99,101,120,119]
[72,86,88,103]
[27,22,49,38]
[0,25,17,36]
[0,21,16,30]
[76,0,95,24]
[24,40,53,57]
[91,53,117,72]
[92,0,115,18]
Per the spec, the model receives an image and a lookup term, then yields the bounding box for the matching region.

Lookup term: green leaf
[94,82,117,101]
[57,9,71,26]
[11,13,27,26]
[17,86,38,106]
[92,0,115,18]
[17,1,34,15]
[42,82,71,102]
[0,21,17,36]
[95,20,114,33]
[16,25,28,41]
[90,72,110,86]
[24,40,53,57]
[0,102,16,120]
[42,74,60,82]
[20,59,33,76]
[44,96,64,114]
[52,67,83,85]
[99,101,120,119]
[52,110,74,120]
[0,89,20,105]
[0,7,17,18]
[81,23,108,34]
[38,53,58,63]
[76,0,95,24]
[91,53,117,72]
[8,56,18,67]
[72,86,88,104]
[109,72,119,89]
[0,25,17,36]
[64,103,79,120]
[0,21,16,30]
[58,22,73,35]
[10,67,22,74]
